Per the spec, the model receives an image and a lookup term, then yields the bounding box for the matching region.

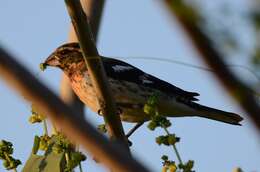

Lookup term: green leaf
[178,160,194,172]
[23,136,65,172]
[32,136,40,154]
[29,104,46,123]
[161,155,168,161]
[97,124,107,133]
[167,134,180,145]
[147,121,158,131]
[22,152,65,172]
[143,104,155,115]
[39,63,47,71]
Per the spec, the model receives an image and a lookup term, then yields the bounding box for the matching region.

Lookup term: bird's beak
[43,52,61,67]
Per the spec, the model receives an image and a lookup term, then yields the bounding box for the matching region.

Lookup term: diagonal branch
[79,0,105,42]
[68,0,105,43]
[64,0,129,149]
[61,0,105,117]
[0,46,149,172]
[163,0,260,132]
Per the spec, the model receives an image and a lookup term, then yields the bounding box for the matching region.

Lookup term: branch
[68,0,104,42]
[163,0,260,132]
[60,0,105,116]
[78,0,105,42]
[64,0,129,148]
[0,47,150,172]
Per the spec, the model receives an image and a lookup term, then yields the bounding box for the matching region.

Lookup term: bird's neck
[62,60,87,78]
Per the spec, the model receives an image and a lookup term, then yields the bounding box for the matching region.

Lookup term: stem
[3,152,11,162]
[4,152,18,172]
[43,119,48,135]
[163,127,183,165]
[75,144,84,172]
[79,162,83,172]
[52,125,58,135]
[65,152,70,167]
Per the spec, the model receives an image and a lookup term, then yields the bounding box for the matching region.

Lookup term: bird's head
[42,42,84,71]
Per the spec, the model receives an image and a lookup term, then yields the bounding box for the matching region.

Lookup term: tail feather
[194,103,243,125]
[160,97,243,125]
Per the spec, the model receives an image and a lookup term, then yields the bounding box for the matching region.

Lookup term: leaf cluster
[0,140,21,170]
[29,104,46,124]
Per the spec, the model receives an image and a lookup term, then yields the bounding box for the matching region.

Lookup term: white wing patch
[142,79,153,84]
[112,65,133,72]
[139,74,153,84]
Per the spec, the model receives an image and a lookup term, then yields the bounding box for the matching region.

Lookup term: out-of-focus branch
[74,0,105,42]
[0,47,149,172]
[64,0,129,149]
[163,0,260,132]
[61,0,105,116]
[68,0,104,42]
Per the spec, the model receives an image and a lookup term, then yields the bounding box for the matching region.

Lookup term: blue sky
[0,1,259,172]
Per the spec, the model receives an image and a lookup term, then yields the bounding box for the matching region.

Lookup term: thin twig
[0,46,149,172]
[79,162,83,172]
[163,0,260,132]
[43,119,48,136]
[163,128,183,165]
[126,122,144,138]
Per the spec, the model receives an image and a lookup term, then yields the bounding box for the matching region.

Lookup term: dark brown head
[43,42,84,71]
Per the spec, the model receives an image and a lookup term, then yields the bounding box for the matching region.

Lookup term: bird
[43,42,243,125]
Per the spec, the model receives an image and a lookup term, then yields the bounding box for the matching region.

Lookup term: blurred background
[0,0,259,171]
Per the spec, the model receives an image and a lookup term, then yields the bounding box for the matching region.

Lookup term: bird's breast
[69,71,180,122]
[70,72,100,112]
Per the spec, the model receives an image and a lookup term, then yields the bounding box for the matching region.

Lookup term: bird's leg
[126,122,144,138]
[98,107,143,143]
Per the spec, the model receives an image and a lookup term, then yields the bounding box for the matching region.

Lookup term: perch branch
[60,0,105,116]
[64,0,129,148]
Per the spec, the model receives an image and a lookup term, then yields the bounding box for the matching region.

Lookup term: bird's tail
[193,103,243,125]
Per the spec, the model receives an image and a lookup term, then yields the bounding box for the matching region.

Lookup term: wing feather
[102,57,199,101]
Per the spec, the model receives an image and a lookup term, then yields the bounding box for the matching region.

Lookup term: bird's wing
[102,57,199,101]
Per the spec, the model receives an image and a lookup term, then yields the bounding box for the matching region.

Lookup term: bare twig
[64,0,129,148]
[126,122,144,138]
[0,47,149,172]
[163,0,260,132]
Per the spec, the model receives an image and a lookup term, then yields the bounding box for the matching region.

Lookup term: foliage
[26,105,86,172]
[97,124,107,133]
[39,63,47,71]
[0,140,21,171]
[161,155,177,172]
[1,104,87,172]
[29,104,46,124]
[1,1,255,171]
[144,93,194,172]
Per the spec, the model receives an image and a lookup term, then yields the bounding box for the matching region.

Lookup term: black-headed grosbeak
[43,43,243,125]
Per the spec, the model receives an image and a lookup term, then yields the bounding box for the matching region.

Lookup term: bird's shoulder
[101,57,199,101]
